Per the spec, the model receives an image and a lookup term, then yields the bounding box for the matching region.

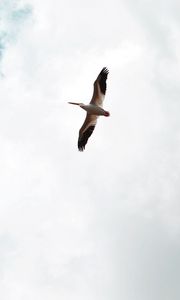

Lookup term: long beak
[68,102,80,105]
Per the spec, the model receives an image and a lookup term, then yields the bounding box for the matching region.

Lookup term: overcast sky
[0,0,180,299]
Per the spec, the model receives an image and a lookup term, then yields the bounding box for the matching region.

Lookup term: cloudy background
[0,0,180,299]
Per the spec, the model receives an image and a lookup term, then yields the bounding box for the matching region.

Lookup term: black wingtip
[78,125,95,151]
[98,67,109,95]
[101,67,109,74]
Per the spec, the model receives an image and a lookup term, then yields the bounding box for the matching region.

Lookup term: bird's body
[80,104,109,116]
[68,67,110,151]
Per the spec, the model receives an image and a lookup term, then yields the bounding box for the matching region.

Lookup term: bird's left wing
[78,114,98,151]
[90,67,109,106]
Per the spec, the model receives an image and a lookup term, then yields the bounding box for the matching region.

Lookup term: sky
[0,0,180,299]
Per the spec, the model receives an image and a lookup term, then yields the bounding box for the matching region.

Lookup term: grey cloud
[124,0,179,59]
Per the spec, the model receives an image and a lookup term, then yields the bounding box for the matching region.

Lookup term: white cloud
[0,0,180,299]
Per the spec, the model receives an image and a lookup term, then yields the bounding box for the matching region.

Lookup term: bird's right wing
[78,114,98,151]
[90,67,109,107]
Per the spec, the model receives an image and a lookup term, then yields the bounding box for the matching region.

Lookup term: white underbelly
[83,104,104,115]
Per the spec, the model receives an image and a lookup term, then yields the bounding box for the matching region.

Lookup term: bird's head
[68,102,84,107]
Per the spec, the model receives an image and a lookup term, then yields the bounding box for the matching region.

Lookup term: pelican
[68,67,110,151]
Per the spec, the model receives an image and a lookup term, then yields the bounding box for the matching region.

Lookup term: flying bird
[68,67,110,151]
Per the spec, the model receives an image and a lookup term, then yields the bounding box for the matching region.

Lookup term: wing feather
[90,67,109,106]
[78,114,98,151]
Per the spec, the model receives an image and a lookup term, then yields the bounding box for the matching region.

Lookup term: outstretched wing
[90,67,109,107]
[78,114,98,151]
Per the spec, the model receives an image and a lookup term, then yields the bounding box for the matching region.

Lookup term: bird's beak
[68,102,80,105]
